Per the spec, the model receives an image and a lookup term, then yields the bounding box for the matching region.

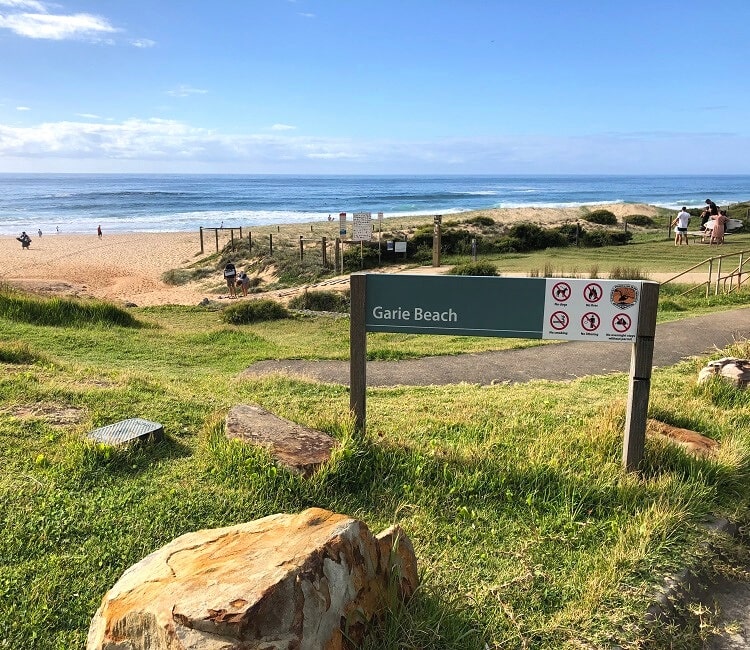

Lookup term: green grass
[1,284,750,648]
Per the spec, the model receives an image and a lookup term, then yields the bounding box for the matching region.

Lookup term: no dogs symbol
[552,282,571,302]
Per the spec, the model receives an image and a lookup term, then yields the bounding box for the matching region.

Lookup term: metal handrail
[661,247,750,297]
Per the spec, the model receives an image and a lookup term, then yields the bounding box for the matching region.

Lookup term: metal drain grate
[87,417,164,445]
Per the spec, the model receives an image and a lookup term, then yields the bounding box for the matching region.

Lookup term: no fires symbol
[612,313,632,333]
[584,282,603,302]
[581,312,600,331]
[552,282,571,302]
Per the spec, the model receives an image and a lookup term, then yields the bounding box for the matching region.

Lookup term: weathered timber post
[199,227,204,254]
[622,282,659,472]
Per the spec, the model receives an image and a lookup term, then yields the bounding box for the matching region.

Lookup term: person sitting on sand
[671,207,690,246]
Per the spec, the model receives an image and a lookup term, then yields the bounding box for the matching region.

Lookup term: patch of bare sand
[0,204,664,306]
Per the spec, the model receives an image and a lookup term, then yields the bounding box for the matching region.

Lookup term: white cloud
[16,106,30,111]
[0,1,47,10]
[130,38,155,48]
[298,13,315,18]
[0,117,748,174]
[270,124,296,131]
[75,113,101,119]
[166,85,209,98]
[0,11,117,40]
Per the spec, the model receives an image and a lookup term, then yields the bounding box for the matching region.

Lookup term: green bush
[221,299,289,324]
[506,223,568,252]
[581,231,632,247]
[288,290,350,312]
[465,215,495,227]
[584,209,617,225]
[342,244,381,271]
[624,214,654,227]
[448,261,498,276]
[161,268,214,286]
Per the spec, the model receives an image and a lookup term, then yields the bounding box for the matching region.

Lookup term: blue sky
[1,0,749,174]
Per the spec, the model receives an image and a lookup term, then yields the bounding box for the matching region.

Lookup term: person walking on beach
[237,270,250,297]
[223,262,237,298]
[37,229,42,238]
[671,207,690,246]
[97,225,102,239]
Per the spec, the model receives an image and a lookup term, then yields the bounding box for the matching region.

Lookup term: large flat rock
[226,404,338,476]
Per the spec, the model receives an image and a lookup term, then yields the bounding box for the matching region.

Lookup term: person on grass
[671,207,690,246]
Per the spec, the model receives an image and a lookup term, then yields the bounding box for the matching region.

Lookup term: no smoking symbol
[552,282,571,302]
[612,313,632,333]
[550,311,569,331]
[584,282,603,302]
[581,312,600,331]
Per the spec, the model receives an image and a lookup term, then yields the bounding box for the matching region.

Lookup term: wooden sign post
[350,274,659,472]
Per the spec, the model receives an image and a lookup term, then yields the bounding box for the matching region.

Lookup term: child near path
[671,207,691,246]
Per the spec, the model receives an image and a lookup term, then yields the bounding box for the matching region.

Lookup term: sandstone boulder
[646,418,719,457]
[87,508,418,650]
[697,357,750,389]
[225,405,338,477]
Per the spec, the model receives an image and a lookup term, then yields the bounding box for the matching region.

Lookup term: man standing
[671,207,691,246]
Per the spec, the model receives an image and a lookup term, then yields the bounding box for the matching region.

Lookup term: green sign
[365,274,546,338]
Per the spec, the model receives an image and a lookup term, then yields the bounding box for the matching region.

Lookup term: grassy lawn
[2,263,750,648]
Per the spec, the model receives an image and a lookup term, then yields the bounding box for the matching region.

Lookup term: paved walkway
[243,307,750,386]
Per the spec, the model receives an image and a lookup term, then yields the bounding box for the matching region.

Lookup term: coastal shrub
[409,227,476,255]
[505,223,568,252]
[465,215,495,227]
[448,261,498,276]
[584,209,617,225]
[221,299,289,324]
[555,223,585,244]
[288,290,350,313]
[624,214,654,227]
[0,289,141,328]
[580,230,632,247]
[342,244,381,271]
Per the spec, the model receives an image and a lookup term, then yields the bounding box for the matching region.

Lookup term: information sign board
[363,275,642,342]
[339,212,347,236]
[352,212,373,241]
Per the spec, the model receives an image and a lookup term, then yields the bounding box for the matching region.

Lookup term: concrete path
[243,306,750,386]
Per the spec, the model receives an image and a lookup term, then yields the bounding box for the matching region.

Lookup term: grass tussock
[0,288,141,328]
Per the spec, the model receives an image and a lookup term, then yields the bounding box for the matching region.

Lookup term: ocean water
[0,174,748,235]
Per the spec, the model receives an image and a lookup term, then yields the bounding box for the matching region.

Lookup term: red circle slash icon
[583,282,603,303]
[611,313,632,333]
[552,282,571,302]
[581,312,600,331]
[550,311,569,331]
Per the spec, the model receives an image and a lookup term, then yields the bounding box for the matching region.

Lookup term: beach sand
[0,203,661,306]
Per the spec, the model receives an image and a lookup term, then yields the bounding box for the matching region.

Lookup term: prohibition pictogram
[552,281,571,302]
[581,312,601,331]
[550,311,569,331]
[612,313,632,333]
[583,282,603,303]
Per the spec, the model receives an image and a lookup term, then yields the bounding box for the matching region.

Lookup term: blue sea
[0,174,748,235]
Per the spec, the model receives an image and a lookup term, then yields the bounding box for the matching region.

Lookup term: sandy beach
[0,203,660,306]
